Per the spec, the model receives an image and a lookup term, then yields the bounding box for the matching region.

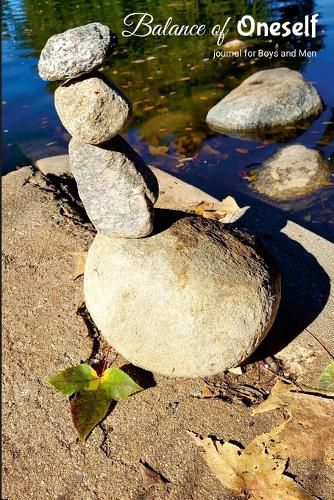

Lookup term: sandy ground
[3,166,333,499]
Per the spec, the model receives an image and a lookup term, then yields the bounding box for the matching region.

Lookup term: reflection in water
[2,0,334,239]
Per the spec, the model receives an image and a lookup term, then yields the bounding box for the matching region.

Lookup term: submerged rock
[55,74,131,144]
[69,137,159,238]
[206,68,323,135]
[222,39,248,51]
[38,23,115,81]
[84,212,281,377]
[251,145,330,201]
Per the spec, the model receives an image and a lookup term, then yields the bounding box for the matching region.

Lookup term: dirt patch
[3,167,333,499]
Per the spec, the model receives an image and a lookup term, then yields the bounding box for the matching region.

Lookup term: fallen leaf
[239,170,257,182]
[188,430,312,499]
[235,147,249,154]
[195,196,249,224]
[149,144,169,156]
[278,392,334,467]
[252,380,293,415]
[271,170,280,181]
[319,363,334,391]
[47,364,99,396]
[228,367,243,375]
[201,144,221,156]
[71,387,112,442]
[48,365,142,441]
[252,379,334,467]
[70,251,87,279]
[139,462,167,488]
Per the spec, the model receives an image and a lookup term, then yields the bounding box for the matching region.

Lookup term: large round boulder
[84,211,281,377]
[206,68,323,136]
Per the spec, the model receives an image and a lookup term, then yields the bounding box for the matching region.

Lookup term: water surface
[2,0,334,240]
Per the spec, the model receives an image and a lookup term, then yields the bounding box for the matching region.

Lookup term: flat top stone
[206,68,323,134]
[38,22,115,81]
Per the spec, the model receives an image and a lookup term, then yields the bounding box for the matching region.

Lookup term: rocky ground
[3,165,334,499]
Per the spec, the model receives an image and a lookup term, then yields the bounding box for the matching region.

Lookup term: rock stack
[39,23,281,378]
[39,22,159,238]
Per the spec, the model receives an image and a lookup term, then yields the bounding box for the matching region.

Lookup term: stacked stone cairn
[39,23,281,378]
[39,22,159,238]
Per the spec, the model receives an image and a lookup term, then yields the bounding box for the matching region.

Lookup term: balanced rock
[251,145,330,201]
[84,211,281,377]
[38,23,115,81]
[69,137,159,238]
[206,68,323,134]
[55,74,131,144]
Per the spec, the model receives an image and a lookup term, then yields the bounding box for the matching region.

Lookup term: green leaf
[319,362,334,391]
[101,367,143,400]
[71,387,111,442]
[47,364,143,441]
[47,364,99,396]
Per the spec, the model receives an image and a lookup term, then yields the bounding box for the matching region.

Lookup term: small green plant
[47,362,142,441]
[318,362,334,391]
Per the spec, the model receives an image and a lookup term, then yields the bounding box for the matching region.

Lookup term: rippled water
[2,0,334,240]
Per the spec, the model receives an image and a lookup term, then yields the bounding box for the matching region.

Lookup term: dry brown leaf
[243,173,257,182]
[70,251,87,280]
[201,144,221,156]
[194,196,249,224]
[188,430,312,499]
[139,462,166,488]
[148,144,169,156]
[235,147,249,154]
[252,380,334,467]
[271,170,281,181]
[279,392,334,467]
[228,367,243,375]
[252,380,293,415]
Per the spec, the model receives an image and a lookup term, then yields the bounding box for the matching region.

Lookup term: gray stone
[38,23,115,81]
[84,212,281,377]
[251,145,330,201]
[55,74,131,144]
[206,68,323,135]
[69,137,159,238]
